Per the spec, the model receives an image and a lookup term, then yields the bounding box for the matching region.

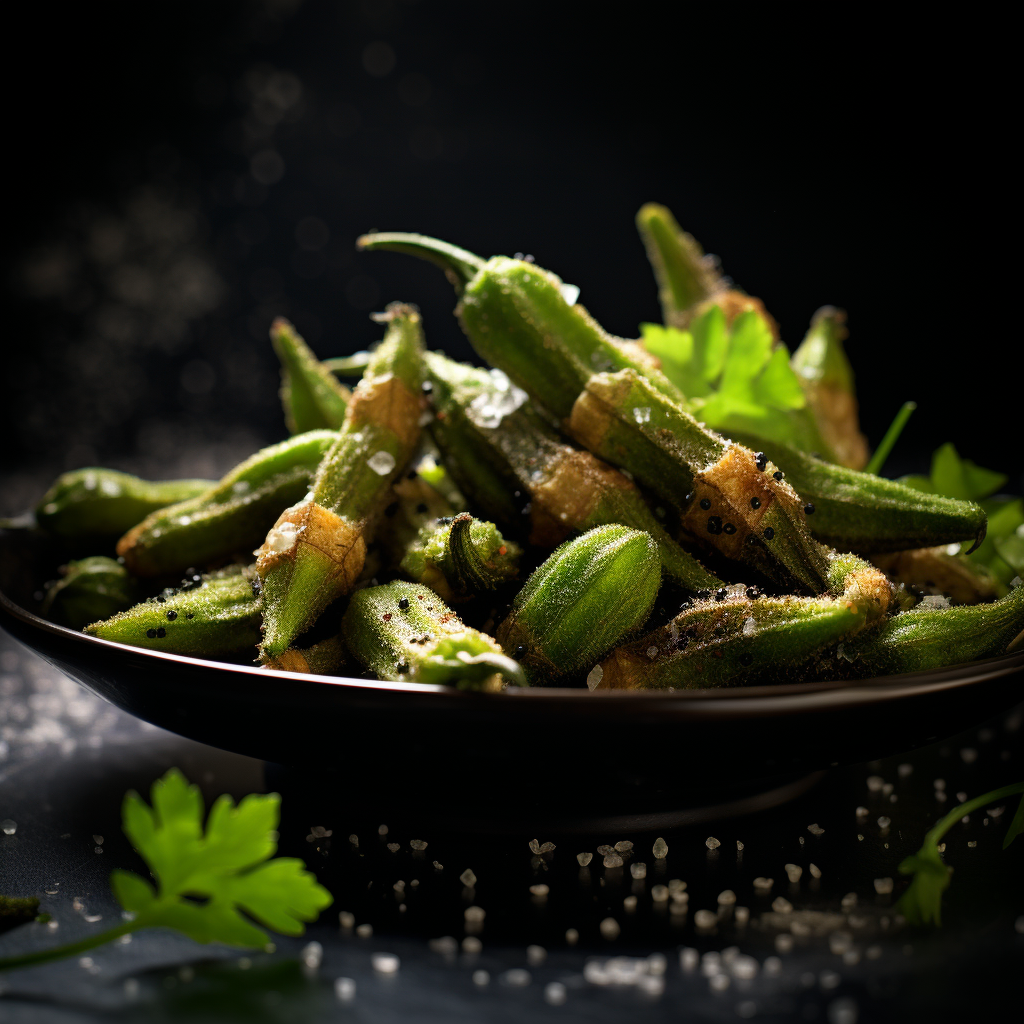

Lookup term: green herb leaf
[116,769,331,948]
[641,308,828,453]
[897,844,951,927]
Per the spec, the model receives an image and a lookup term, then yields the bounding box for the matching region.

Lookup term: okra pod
[358,232,683,420]
[496,525,662,684]
[570,368,833,593]
[723,431,988,554]
[401,512,521,603]
[85,565,261,657]
[424,351,723,591]
[790,307,869,470]
[257,303,425,659]
[594,552,893,690]
[341,580,524,690]
[40,556,138,630]
[634,202,779,337]
[271,317,351,434]
[33,469,213,546]
[839,582,1024,675]
[117,430,338,577]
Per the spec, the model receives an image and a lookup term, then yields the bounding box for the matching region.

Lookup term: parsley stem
[865,401,916,476]
[923,781,1024,848]
[0,919,139,971]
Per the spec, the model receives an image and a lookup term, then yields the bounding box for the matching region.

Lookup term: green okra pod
[425,351,723,591]
[85,565,261,657]
[358,232,682,420]
[341,580,524,690]
[570,368,833,593]
[400,512,521,603]
[790,307,869,470]
[256,303,425,660]
[40,556,138,630]
[838,582,1024,676]
[496,525,662,684]
[722,431,988,555]
[594,552,894,690]
[117,430,338,577]
[635,202,779,337]
[32,470,214,547]
[271,317,351,434]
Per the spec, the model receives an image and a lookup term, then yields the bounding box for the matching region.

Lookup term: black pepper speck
[750,497,761,510]
[707,516,722,535]
[166,610,177,621]
[763,526,775,540]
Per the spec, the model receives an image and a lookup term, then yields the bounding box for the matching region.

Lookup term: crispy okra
[40,556,137,630]
[341,580,524,689]
[256,303,425,660]
[85,565,261,657]
[496,525,662,685]
[271,317,351,434]
[118,430,338,577]
[33,469,214,547]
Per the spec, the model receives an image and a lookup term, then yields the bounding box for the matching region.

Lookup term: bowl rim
[4,576,1023,709]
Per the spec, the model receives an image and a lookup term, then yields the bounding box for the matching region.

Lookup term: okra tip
[357,231,485,289]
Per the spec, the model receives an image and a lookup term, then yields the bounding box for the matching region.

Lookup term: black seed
[804,503,815,515]
[754,452,768,471]
[745,586,760,600]
[740,653,754,666]
[773,470,784,481]
[398,597,410,610]
[146,629,157,638]
[156,596,165,603]
[396,662,410,674]
[696,589,712,600]
[407,470,418,480]
[707,515,722,535]
[723,522,736,535]
[186,612,195,619]
[515,645,527,658]
[750,497,761,510]
[421,381,433,394]
[166,610,177,621]
[384,502,399,517]
[714,588,728,602]
[699,498,711,510]
[156,627,166,638]
[416,503,428,514]
[763,526,775,540]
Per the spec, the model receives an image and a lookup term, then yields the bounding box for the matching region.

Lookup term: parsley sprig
[0,769,332,971]
[641,307,830,455]
[897,781,1024,926]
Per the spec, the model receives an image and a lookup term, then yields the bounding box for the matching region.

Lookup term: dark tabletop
[1,620,1021,1023]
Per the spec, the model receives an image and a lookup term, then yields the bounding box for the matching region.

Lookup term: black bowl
[3,525,1022,830]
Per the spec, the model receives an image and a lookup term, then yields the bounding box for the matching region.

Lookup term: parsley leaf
[112,769,332,948]
[897,780,1024,926]
[641,307,829,454]
[1,769,332,972]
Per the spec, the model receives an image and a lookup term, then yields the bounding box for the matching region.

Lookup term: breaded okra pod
[256,303,424,660]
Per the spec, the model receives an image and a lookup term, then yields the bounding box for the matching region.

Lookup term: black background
[3,1,1019,501]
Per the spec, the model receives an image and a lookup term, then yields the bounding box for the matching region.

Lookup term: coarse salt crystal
[410,839,427,850]
[630,862,647,879]
[603,853,623,868]
[600,917,620,939]
[565,928,579,945]
[464,906,486,923]
[873,878,894,895]
[807,824,824,835]
[785,864,803,883]
[772,897,793,913]
[372,952,400,974]
[460,869,477,887]
[810,863,822,879]
[623,895,638,911]
[529,884,549,896]
[653,837,668,858]
[586,665,604,689]
[705,836,721,850]
[614,840,633,853]
[753,877,774,893]
[527,944,546,965]
[367,451,396,475]
[463,936,482,954]
[651,884,669,902]
[577,852,593,866]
